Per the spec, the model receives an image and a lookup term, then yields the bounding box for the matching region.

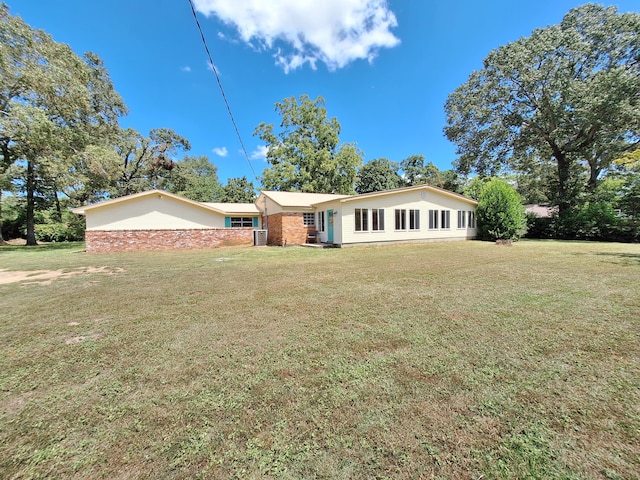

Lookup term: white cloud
[192,0,400,72]
[181,66,192,72]
[250,145,268,161]
[213,146,228,157]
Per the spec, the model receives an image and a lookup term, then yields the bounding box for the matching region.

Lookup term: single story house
[259,185,477,247]
[72,190,261,253]
[73,185,478,253]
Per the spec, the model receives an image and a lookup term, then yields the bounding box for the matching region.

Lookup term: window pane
[410,209,420,230]
[429,210,438,229]
[303,213,315,226]
[355,208,368,231]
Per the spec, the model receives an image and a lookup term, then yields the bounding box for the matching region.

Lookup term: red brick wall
[85,228,253,253]
[266,212,315,246]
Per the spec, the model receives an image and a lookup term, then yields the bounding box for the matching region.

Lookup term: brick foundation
[85,229,254,253]
[266,212,315,246]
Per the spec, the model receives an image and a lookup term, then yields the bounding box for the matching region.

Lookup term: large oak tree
[254,95,363,194]
[444,4,640,213]
[0,4,126,244]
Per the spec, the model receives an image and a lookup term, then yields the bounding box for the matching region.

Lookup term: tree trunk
[53,186,62,222]
[26,158,37,246]
[587,159,600,192]
[554,151,572,215]
[0,190,5,245]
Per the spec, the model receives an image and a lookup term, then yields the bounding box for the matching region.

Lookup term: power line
[186,0,258,182]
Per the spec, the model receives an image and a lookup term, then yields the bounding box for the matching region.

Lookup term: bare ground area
[0,266,124,285]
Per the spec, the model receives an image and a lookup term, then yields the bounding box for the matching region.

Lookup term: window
[372,208,385,231]
[429,210,439,229]
[457,210,467,229]
[230,217,254,228]
[468,211,476,228]
[440,210,450,229]
[318,211,325,232]
[395,209,406,230]
[409,209,420,230]
[303,212,315,226]
[355,208,368,232]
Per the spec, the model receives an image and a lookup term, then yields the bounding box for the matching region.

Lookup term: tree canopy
[254,95,363,194]
[221,176,257,203]
[355,158,403,193]
[162,155,222,202]
[444,4,640,213]
[0,4,126,244]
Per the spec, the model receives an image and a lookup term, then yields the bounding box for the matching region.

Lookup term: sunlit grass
[1,240,639,478]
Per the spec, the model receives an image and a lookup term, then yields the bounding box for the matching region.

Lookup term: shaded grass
[1,240,639,479]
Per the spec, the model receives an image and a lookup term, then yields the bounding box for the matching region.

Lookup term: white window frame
[409,209,420,230]
[440,210,450,230]
[355,208,368,232]
[394,209,406,230]
[429,209,439,229]
[303,212,315,226]
[457,210,467,229]
[318,211,325,232]
[230,217,253,228]
[371,208,385,231]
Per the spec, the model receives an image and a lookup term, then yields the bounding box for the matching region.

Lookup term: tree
[400,154,428,186]
[162,155,222,202]
[254,95,363,194]
[476,178,527,241]
[221,176,257,203]
[111,128,190,197]
[444,4,640,214]
[0,4,126,245]
[355,158,403,193]
[399,154,463,192]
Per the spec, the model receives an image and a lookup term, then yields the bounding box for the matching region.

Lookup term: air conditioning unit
[253,229,268,246]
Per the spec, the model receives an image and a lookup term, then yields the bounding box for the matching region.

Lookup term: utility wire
[187,0,258,182]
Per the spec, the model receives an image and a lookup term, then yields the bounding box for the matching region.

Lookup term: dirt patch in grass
[0,266,124,285]
[64,333,104,345]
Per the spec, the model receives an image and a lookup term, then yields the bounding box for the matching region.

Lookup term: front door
[328,209,334,243]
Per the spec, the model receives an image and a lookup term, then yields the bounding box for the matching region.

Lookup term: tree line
[0,4,255,245]
[1,3,639,244]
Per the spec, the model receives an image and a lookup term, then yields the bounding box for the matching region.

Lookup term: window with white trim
[468,211,476,228]
[303,212,315,226]
[372,208,384,231]
[409,209,420,230]
[394,209,406,230]
[231,217,254,227]
[429,210,439,229]
[440,210,450,229]
[457,210,467,229]
[318,211,325,232]
[355,208,368,232]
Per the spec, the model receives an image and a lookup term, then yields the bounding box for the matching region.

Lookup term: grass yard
[0,240,639,479]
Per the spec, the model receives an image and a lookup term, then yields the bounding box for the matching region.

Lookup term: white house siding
[85,194,226,230]
[337,189,476,245]
[312,201,342,244]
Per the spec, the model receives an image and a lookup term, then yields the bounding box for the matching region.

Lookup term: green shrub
[35,222,84,242]
[476,178,527,241]
[549,202,638,242]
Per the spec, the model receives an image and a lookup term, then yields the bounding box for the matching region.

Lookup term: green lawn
[1,240,639,479]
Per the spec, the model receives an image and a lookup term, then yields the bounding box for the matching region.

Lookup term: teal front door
[328,210,334,243]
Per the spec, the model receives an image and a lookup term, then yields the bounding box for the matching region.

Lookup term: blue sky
[9,0,640,185]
